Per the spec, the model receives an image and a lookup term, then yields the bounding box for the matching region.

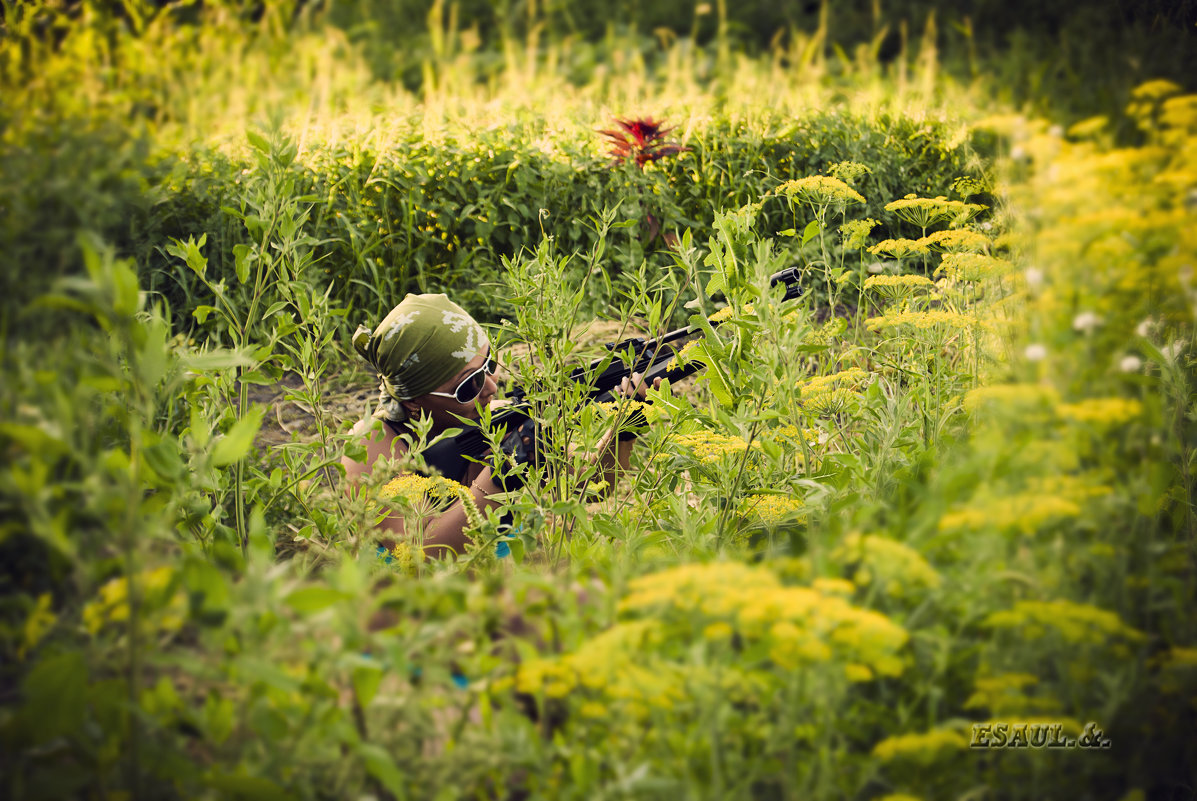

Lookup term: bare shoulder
[343,417,409,486]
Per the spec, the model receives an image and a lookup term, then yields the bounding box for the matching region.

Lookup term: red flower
[599,117,688,169]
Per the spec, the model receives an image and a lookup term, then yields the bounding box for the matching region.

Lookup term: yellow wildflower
[739,493,807,526]
[1024,473,1112,502]
[866,310,979,332]
[828,161,873,185]
[863,274,935,297]
[1067,115,1110,139]
[872,726,969,764]
[18,593,56,660]
[778,175,865,206]
[592,399,665,424]
[768,424,823,448]
[812,577,855,596]
[868,238,930,258]
[1160,95,1197,133]
[670,431,757,464]
[963,384,1060,415]
[984,599,1145,645]
[919,229,991,253]
[1130,79,1183,102]
[619,562,908,679]
[381,473,464,503]
[81,566,186,636]
[840,218,879,251]
[798,367,869,394]
[579,702,607,718]
[938,494,1081,536]
[1056,398,1143,426]
[845,663,874,682]
[795,369,871,415]
[884,195,987,228]
[938,253,1012,282]
[703,621,734,641]
[832,534,941,598]
[1158,646,1197,670]
[708,302,755,323]
[964,672,1046,713]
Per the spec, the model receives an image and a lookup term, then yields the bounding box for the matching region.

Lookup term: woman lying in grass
[343,293,652,559]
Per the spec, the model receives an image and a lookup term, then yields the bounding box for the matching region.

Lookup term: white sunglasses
[425,356,498,404]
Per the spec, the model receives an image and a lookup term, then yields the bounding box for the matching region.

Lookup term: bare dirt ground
[248,371,372,450]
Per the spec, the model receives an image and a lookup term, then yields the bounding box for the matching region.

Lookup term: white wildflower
[1024,344,1047,362]
[1024,267,1044,288]
[1120,355,1143,373]
[1072,312,1102,334]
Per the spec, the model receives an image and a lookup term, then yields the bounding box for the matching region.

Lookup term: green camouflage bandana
[352,294,489,422]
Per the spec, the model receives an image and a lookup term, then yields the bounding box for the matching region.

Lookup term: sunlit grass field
[1,2,1195,799]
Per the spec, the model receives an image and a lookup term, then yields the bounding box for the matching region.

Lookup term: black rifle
[417,267,803,477]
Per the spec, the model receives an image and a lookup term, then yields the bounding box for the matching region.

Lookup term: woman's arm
[342,417,503,560]
[590,372,658,494]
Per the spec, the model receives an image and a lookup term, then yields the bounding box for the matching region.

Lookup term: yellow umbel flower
[1130,79,1184,101]
[778,175,865,206]
[884,195,987,228]
[840,218,878,251]
[82,566,186,636]
[964,672,1046,714]
[938,253,1012,282]
[868,238,930,258]
[872,726,969,764]
[708,302,755,323]
[670,431,757,464]
[963,384,1060,415]
[739,493,807,526]
[381,473,468,505]
[938,494,1082,536]
[984,599,1145,645]
[866,310,979,332]
[796,368,871,415]
[832,533,941,598]
[863,274,935,297]
[1056,397,1143,426]
[918,229,991,253]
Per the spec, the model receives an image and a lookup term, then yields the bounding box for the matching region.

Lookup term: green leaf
[205,773,294,801]
[358,742,407,799]
[263,300,290,319]
[705,271,726,299]
[233,244,253,284]
[137,316,170,388]
[801,219,821,246]
[0,423,68,458]
[283,586,352,614]
[211,406,265,467]
[246,130,271,155]
[688,340,734,407]
[21,651,88,745]
[181,348,255,372]
[143,436,185,483]
[352,663,384,708]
